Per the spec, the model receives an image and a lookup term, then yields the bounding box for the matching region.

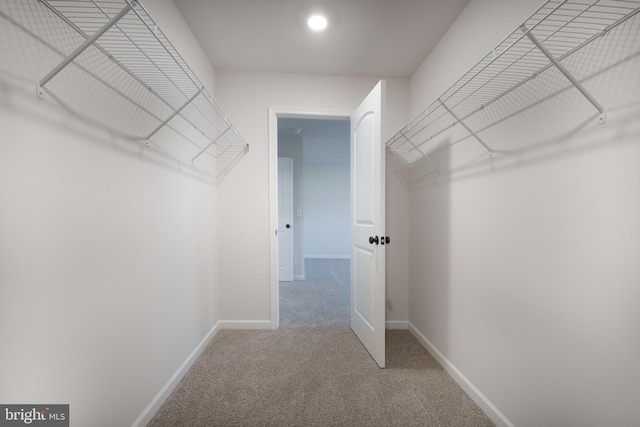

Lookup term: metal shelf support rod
[37,0,137,99]
[399,130,439,170]
[438,99,493,155]
[146,88,202,140]
[520,24,606,124]
[192,126,231,162]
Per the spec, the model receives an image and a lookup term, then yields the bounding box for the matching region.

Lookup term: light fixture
[307,14,328,31]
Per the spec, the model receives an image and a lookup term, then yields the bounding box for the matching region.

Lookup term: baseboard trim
[304,255,351,260]
[408,323,514,427]
[294,274,305,281]
[131,321,221,427]
[385,320,409,330]
[217,320,273,330]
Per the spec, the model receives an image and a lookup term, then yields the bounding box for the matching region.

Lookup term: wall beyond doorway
[278,117,351,279]
[303,163,350,259]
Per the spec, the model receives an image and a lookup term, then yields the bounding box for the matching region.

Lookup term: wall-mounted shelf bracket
[438,98,493,157]
[192,127,231,163]
[146,88,203,141]
[36,0,138,100]
[520,25,606,125]
[2,0,251,180]
[385,0,638,169]
[400,130,439,171]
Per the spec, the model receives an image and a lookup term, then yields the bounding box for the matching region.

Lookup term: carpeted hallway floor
[147,327,494,427]
[147,259,494,426]
[279,258,350,328]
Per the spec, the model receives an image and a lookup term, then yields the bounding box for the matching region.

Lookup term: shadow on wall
[0,2,250,183]
[403,10,640,187]
[0,74,216,184]
[408,145,452,355]
[406,33,640,356]
[403,13,640,426]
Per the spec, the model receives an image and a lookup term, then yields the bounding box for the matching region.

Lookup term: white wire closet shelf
[0,0,249,181]
[386,0,640,171]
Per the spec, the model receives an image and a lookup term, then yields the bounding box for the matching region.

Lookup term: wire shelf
[0,0,249,181]
[387,0,640,172]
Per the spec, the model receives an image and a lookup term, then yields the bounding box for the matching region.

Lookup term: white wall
[407,0,640,425]
[214,71,410,324]
[303,164,350,258]
[302,130,351,259]
[385,154,411,325]
[0,0,219,425]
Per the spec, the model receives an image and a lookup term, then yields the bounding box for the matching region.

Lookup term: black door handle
[369,236,390,245]
[286,224,291,229]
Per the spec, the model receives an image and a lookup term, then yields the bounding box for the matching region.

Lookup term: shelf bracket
[37,0,138,100]
[438,99,493,156]
[146,88,203,141]
[399,130,439,171]
[521,25,606,124]
[192,126,231,163]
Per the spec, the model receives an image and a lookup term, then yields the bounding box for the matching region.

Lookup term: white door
[278,157,294,282]
[351,81,386,368]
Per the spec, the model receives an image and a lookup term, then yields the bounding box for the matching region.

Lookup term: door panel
[278,157,294,282]
[355,112,375,226]
[351,81,385,368]
[354,246,375,328]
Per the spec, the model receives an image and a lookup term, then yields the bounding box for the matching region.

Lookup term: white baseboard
[217,320,273,330]
[304,255,351,260]
[408,323,514,427]
[385,320,409,330]
[294,274,306,280]
[131,321,221,427]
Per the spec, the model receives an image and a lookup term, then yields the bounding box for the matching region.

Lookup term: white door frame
[268,106,353,329]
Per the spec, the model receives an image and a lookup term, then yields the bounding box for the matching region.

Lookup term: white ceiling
[173,0,471,78]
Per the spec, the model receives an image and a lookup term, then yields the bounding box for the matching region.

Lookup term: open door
[351,80,385,368]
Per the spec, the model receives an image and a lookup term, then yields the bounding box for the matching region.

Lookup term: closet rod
[36,0,137,100]
[520,24,606,124]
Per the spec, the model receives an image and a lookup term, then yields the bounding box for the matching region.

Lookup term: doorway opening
[268,108,353,329]
[269,81,386,365]
[278,116,351,327]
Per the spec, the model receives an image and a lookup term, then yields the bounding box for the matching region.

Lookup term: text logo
[0,405,68,427]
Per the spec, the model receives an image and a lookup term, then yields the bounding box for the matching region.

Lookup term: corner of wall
[408,323,514,427]
[131,321,222,427]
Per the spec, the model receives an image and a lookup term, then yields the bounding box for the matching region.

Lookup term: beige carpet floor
[147,327,494,427]
[279,258,350,328]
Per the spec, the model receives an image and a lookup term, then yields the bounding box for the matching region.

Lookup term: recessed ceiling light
[307,15,328,31]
